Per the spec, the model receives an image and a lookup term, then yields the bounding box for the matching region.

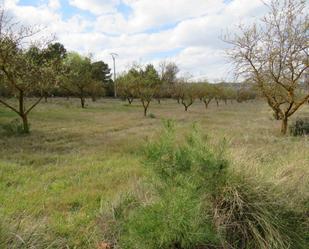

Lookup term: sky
[2,0,270,81]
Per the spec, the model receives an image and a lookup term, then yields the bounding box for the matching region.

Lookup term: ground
[0,98,308,247]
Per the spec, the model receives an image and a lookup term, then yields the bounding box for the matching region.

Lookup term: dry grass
[0,98,308,247]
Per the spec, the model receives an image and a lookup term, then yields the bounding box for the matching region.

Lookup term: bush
[290,117,309,136]
[148,113,156,119]
[0,119,27,135]
[98,121,307,249]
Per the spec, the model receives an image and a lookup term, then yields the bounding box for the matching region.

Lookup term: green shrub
[0,119,27,135]
[148,113,156,118]
[290,117,309,136]
[99,121,307,249]
[99,121,226,248]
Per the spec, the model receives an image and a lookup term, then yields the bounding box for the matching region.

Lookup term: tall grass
[99,121,308,249]
[0,213,65,248]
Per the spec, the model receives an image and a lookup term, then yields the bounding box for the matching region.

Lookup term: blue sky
[4,0,269,81]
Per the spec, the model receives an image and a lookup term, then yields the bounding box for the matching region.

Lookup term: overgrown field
[0,98,308,248]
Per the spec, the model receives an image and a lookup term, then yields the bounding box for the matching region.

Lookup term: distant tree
[213,86,221,107]
[225,0,309,134]
[236,84,257,103]
[30,42,67,102]
[171,83,183,104]
[117,71,138,104]
[0,9,59,133]
[177,81,197,111]
[198,83,216,109]
[91,61,112,97]
[87,81,105,102]
[136,64,161,116]
[159,61,179,85]
[215,85,237,105]
[154,61,179,103]
[62,53,93,108]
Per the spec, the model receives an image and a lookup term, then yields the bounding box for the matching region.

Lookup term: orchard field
[0,98,308,248]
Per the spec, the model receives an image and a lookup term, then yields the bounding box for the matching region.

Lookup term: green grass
[0,98,308,248]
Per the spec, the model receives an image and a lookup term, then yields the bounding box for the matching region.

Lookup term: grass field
[0,98,308,248]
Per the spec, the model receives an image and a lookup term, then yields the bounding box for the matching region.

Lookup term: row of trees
[117,64,256,115]
[0,9,112,133]
[1,0,308,135]
[61,53,112,108]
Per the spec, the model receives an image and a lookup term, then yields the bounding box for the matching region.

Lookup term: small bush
[0,119,26,135]
[290,117,309,136]
[148,113,156,119]
[99,121,226,249]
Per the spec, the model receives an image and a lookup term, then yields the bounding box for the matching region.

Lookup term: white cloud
[2,0,272,81]
[68,0,120,15]
[48,0,61,10]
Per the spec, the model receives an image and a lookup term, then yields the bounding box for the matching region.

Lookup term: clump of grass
[0,213,65,248]
[289,117,309,136]
[99,121,307,249]
[148,113,156,118]
[0,119,27,136]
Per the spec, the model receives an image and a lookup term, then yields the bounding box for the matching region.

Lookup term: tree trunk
[216,99,219,107]
[21,114,30,133]
[44,96,48,103]
[157,98,161,104]
[274,110,280,120]
[91,95,97,102]
[204,102,208,109]
[80,97,85,108]
[142,100,150,116]
[177,98,180,104]
[18,91,29,133]
[281,117,288,135]
[185,106,188,111]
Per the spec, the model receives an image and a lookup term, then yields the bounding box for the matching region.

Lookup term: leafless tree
[225,0,309,134]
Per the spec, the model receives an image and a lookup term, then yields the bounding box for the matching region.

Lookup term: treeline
[116,63,257,115]
[0,43,114,101]
[0,7,116,133]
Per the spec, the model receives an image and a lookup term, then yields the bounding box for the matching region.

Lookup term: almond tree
[198,83,215,109]
[0,9,59,133]
[117,72,138,104]
[137,64,161,116]
[225,0,309,134]
[177,81,197,112]
[61,52,93,108]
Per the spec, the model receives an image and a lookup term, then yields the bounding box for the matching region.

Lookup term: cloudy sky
[3,0,269,81]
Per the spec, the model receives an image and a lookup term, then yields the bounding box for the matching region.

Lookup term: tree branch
[25,96,43,115]
[0,98,20,115]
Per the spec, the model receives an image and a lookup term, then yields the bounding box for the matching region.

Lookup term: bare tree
[197,83,215,109]
[177,81,197,112]
[159,61,179,85]
[225,0,309,134]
